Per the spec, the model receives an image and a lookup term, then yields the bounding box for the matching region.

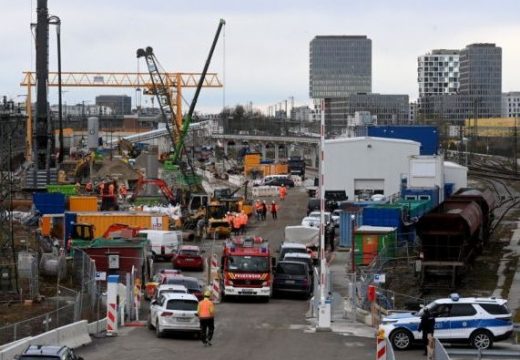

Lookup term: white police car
[379,293,513,350]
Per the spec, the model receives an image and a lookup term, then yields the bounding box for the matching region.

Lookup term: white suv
[148,293,200,337]
[380,294,513,350]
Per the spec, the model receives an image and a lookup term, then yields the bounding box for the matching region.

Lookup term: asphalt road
[77,187,378,359]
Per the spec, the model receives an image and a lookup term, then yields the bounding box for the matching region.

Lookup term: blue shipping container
[64,212,78,242]
[339,210,363,248]
[33,192,66,214]
[367,125,439,155]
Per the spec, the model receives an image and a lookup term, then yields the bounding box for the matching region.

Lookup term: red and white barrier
[106,275,119,336]
[211,279,221,303]
[376,329,386,360]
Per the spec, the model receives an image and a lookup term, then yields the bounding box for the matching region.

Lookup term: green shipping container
[354,226,397,266]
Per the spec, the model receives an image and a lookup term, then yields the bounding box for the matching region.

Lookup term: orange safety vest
[197,299,215,319]
[232,216,241,229]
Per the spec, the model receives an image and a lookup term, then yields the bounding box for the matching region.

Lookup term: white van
[139,230,182,261]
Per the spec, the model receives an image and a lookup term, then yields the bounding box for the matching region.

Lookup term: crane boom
[173,18,225,164]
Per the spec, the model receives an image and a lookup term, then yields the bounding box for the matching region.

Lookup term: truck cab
[220,236,272,300]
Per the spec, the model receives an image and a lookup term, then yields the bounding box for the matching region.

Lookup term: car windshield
[277,263,306,275]
[180,249,199,256]
[19,357,61,360]
[226,255,269,272]
[166,299,198,311]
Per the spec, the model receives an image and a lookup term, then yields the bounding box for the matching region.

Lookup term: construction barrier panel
[0,320,93,360]
[376,329,386,360]
[88,318,107,335]
[56,321,92,349]
[252,186,279,198]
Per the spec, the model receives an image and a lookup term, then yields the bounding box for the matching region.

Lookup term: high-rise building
[309,35,372,99]
[417,49,460,97]
[418,43,502,123]
[502,92,520,118]
[459,44,502,96]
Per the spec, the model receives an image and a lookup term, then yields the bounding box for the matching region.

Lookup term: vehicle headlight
[381,319,398,325]
[262,281,268,287]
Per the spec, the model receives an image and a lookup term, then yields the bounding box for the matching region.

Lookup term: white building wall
[443,161,468,193]
[324,137,421,201]
[502,92,520,118]
[408,155,445,202]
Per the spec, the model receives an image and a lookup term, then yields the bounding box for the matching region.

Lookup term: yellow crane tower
[20,71,222,160]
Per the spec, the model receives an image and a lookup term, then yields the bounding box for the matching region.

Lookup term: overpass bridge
[116,124,321,167]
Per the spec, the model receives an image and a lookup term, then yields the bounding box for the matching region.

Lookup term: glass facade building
[418,43,502,123]
[418,49,460,97]
[309,36,372,98]
[324,94,409,135]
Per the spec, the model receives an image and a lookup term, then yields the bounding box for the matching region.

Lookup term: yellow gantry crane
[20,71,222,160]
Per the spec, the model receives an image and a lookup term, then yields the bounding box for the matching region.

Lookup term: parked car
[144,269,183,300]
[283,252,314,272]
[272,261,312,299]
[263,177,295,188]
[380,293,513,350]
[172,245,204,271]
[301,211,332,228]
[148,293,200,337]
[163,275,204,300]
[155,284,188,299]
[279,242,309,261]
[18,345,83,360]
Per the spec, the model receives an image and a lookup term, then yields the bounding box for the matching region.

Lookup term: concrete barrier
[56,321,91,348]
[0,320,92,360]
[252,186,279,198]
[88,318,107,335]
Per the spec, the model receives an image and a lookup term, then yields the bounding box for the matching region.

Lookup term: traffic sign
[374,274,386,284]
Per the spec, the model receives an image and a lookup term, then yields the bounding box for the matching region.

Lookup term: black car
[18,345,83,360]
[272,261,312,298]
[263,178,295,188]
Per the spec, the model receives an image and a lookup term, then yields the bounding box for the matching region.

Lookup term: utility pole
[514,117,518,175]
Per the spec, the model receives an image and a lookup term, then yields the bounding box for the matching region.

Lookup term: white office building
[418,49,460,97]
[502,92,520,118]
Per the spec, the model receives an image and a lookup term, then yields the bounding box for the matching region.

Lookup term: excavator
[129,176,178,205]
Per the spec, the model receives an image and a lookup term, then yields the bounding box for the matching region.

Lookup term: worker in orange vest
[119,184,128,199]
[197,291,215,346]
[254,200,262,221]
[239,211,248,234]
[270,200,278,220]
[279,184,287,201]
[232,215,241,236]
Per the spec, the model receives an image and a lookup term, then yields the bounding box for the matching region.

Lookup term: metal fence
[0,250,103,345]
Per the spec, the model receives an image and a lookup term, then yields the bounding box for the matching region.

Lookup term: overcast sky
[2,0,520,114]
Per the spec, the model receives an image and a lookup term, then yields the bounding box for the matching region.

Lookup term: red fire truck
[220,236,272,301]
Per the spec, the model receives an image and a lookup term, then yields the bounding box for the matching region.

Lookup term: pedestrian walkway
[306,249,374,338]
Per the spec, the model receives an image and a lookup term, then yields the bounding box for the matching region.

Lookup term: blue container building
[367,125,439,155]
[33,192,66,214]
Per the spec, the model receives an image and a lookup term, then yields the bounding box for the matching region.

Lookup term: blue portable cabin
[33,192,66,214]
[367,125,439,155]
[402,186,440,208]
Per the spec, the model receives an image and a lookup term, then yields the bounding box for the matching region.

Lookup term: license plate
[285,280,295,284]
[185,258,194,261]
[176,317,191,322]
[241,290,255,294]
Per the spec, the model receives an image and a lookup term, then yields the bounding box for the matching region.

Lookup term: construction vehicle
[205,203,231,239]
[287,155,305,179]
[212,180,253,216]
[67,223,142,253]
[220,236,273,301]
[136,19,226,193]
[129,177,177,205]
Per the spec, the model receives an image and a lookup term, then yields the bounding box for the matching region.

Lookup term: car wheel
[390,329,413,350]
[470,329,493,350]
[155,320,164,338]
